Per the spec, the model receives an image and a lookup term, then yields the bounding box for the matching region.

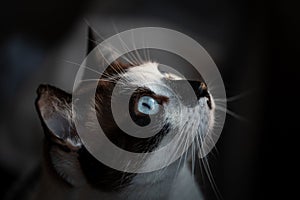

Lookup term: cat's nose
[188,80,208,100]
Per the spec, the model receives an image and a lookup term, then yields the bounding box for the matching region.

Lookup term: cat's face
[35,28,215,191]
[91,61,215,155]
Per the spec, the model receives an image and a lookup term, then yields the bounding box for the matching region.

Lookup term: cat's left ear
[35,84,82,150]
[87,26,102,55]
[84,26,129,79]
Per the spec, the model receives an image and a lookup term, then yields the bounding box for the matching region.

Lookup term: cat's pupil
[142,102,151,109]
[137,96,159,115]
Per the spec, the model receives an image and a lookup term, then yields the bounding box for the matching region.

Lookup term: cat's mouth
[205,94,213,109]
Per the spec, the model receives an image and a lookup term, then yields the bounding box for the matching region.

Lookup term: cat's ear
[84,26,130,79]
[87,26,102,55]
[35,85,86,186]
[35,84,82,150]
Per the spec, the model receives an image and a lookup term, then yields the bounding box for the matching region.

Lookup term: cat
[30,27,215,200]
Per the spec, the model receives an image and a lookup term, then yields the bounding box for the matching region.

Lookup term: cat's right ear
[35,84,82,150]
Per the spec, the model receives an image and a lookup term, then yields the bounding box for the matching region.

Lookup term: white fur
[118,62,214,199]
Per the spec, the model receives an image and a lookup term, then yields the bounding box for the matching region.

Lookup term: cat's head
[35,27,215,190]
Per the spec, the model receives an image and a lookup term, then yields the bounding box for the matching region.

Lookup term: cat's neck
[33,145,180,200]
[34,162,178,200]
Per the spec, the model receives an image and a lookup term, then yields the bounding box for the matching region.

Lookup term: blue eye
[137,96,159,115]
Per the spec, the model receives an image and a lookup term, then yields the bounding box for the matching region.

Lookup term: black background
[0,0,298,199]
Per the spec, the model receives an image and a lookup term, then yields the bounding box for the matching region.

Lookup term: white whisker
[63,60,102,75]
[214,90,253,103]
[215,106,248,121]
[111,23,140,65]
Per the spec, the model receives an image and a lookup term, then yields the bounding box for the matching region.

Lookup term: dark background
[0,0,298,199]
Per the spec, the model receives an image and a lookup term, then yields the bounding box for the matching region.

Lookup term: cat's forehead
[121,62,183,96]
[123,62,183,83]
